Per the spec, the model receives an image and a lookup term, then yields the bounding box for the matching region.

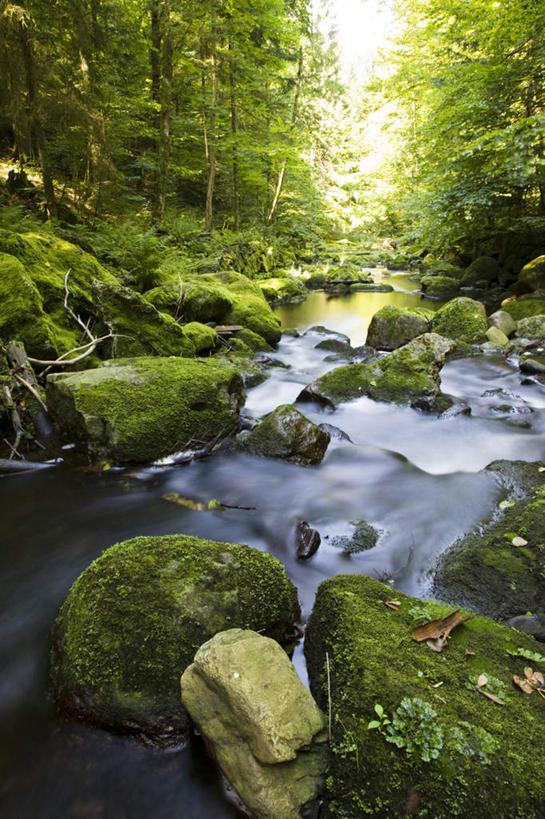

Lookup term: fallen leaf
[524,666,535,681]
[512,536,528,546]
[432,681,444,688]
[384,600,401,610]
[465,649,476,657]
[477,673,488,688]
[411,609,471,652]
[534,671,545,687]
[513,675,534,695]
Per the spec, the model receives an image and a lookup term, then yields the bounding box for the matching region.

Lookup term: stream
[2,272,545,817]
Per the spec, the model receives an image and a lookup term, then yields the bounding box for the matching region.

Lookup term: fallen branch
[11,372,48,412]
[63,269,94,341]
[27,332,121,368]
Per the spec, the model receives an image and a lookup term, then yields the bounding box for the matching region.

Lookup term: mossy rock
[240,404,331,465]
[431,297,488,346]
[461,256,500,286]
[46,356,244,463]
[51,535,300,743]
[502,297,545,321]
[298,333,456,411]
[92,280,194,357]
[434,474,545,620]
[146,270,281,345]
[182,321,218,354]
[517,255,545,292]
[258,277,306,304]
[366,305,433,351]
[232,328,272,352]
[421,275,460,299]
[305,574,545,818]
[422,261,464,279]
[515,315,545,341]
[0,253,59,357]
[487,310,517,338]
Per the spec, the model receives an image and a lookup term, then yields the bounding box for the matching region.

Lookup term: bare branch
[11,372,48,412]
[63,268,94,341]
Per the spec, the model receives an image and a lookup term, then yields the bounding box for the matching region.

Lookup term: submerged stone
[305,574,545,818]
[181,629,327,819]
[240,404,330,465]
[46,356,244,463]
[298,333,456,411]
[366,305,432,350]
[51,536,300,744]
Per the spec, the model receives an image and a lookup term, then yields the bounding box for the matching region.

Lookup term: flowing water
[3,273,545,817]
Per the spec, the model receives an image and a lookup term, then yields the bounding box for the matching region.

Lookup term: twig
[174,273,185,321]
[11,372,48,412]
[63,269,94,341]
[3,437,23,460]
[27,332,122,368]
[326,650,332,743]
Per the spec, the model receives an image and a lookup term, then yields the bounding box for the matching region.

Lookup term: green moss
[259,277,306,304]
[503,298,545,321]
[298,333,455,410]
[182,321,218,354]
[431,297,488,345]
[517,255,545,291]
[435,477,545,619]
[460,256,500,286]
[51,534,300,741]
[46,356,245,463]
[305,575,545,818]
[232,328,272,352]
[240,403,331,465]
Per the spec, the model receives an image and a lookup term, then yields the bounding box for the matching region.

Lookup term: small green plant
[367,703,391,733]
[448,722,500,765]
[507,646,545,664]
[385,697,444,762]
[407,603,440,625]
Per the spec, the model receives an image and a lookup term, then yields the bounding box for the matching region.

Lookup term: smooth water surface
[3,276,545,817]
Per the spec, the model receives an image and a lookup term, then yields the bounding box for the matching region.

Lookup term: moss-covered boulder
[182,321,218,354]
[421,274,460,299]
[515,315,545,341]
[366,305,433,351]
[240,404,331,465]
[0,253,59,357]
[305,574,545,818]
[92,280,194,357]
[461,256,500,286]
[46,356,244,463]
[51,535,300,743]
[434,477,545,620]
[502,296,545,321]
[0,230,118,358]
[181,629,327,818]
[146,270,281,345]
[431,297,488,346]
[258,277,306,304]
[517,255,545,292]
[298,333,456,411]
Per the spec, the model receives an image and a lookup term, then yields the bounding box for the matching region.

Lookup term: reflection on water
[3,279,545,817]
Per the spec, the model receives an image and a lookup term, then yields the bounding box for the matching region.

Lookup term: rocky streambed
[3,257,545,816]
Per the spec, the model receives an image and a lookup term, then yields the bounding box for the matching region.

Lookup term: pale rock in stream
[181,629,327,819]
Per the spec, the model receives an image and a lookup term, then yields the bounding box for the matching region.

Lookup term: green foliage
[506,647,545,665]
[448,722,500,766]
[465,674,511,703]
[384,697,444,762]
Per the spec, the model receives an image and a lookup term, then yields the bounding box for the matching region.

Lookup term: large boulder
[502,295,545,321]
[181,629,327,818]
[240,404,331,465]
[461,255,500,286]
[366,305,432,350]
[46,356,244,463]
[517,255,545,292]
[51,536,300,744]
[431,296,488,346]
[305,574,545,818]
[298,333,456,411]
[92,280,194,357]
[434,473,545,621]
[0,253,58,358]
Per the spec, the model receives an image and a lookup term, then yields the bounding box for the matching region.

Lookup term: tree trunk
[18,19,57,218]
[229,43,240,231]
[267,48,303,224]
[154,0,172,224]
[204,0,217,233]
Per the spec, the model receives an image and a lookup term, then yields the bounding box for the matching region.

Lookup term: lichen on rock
[240,403,331,465]
[366,305,433,351]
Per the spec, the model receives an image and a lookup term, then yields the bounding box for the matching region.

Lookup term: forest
[2,1,545,818]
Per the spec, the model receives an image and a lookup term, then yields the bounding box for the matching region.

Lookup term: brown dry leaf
[384,600,401,610]
[465,649,476,657]
[477,688,506,706]
[524,666,535,681]
[512,536,528,546]
[411,609,472,652]
[534,671,545,687]
[432,681,444,689]
[477,673,488,688]
[513,674,534,695]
